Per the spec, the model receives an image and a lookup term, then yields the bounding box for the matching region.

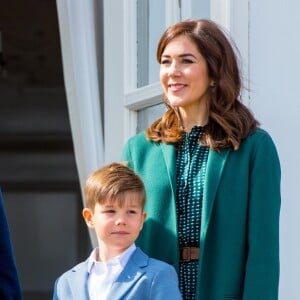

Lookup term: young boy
[53,162,182,300]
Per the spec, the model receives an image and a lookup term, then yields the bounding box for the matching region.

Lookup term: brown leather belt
[180,246,200,262]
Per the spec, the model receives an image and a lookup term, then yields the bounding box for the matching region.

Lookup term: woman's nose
[168,62,181,76]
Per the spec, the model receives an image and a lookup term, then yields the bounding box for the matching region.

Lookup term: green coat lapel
[159,143,230,240]
[159,142,230,274]
[196,148,230,299]
[160,142,176,196]
[201,148,229,238]
[160,143,230,239]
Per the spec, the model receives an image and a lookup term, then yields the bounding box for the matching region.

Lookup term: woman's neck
[178,107,208,133]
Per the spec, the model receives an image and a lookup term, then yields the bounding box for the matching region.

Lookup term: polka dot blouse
[176,126,209,300]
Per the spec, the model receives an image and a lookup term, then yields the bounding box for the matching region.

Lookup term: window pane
[181,0,210,20]
[137,0,165,87]
[137,103,165,132]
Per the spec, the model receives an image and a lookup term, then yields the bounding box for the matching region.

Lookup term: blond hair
[84,162,146,210]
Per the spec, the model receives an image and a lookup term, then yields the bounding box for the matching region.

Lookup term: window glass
[137,103,165,132]
[181,0,210,20]
[136,0,211,133]
[137,0,165,87]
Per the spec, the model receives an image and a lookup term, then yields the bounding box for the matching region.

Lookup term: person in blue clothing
[53,162,182,300]
[122,19,281,299]
[0,190,22,300]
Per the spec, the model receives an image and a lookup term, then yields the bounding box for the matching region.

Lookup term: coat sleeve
[243,132,281,300]
[0,190,22,300]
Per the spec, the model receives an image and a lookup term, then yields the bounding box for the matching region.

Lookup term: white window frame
[211,0,250,102]
[123,0,180,142]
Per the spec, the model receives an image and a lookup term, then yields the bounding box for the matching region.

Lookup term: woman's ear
[82,208,94,228]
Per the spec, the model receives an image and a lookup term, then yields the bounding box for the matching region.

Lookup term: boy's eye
[128,210,137,214]
[103,210,115,214]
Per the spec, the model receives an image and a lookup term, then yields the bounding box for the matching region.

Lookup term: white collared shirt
[87,244,136,300]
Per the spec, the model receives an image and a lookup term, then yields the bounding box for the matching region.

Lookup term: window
[124,0,211,134]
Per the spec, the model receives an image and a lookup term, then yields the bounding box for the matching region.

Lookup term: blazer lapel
[201,148,229,238]
[68,261,89,299]
[107,248,147,299]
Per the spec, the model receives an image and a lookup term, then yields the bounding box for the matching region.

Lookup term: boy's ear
[142,211,147,221]
[140,212,147,230]
[82,208,94,228]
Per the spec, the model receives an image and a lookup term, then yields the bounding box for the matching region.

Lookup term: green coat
[121,128,281,300]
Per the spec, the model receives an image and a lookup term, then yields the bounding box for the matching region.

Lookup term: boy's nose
[115,217,126,225]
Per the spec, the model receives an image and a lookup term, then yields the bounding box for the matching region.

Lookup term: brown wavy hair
[146,19,259,151]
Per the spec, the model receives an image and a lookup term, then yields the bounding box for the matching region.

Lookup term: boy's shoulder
[53,259,89,299]
[56,259,88,282]
[70,259,89,273]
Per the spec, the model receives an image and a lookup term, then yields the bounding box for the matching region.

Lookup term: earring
[210,81,216,87]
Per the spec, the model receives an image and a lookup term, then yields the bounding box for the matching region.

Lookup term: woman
[122,19,280,300]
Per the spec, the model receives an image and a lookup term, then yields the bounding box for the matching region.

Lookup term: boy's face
[82,191,146,261]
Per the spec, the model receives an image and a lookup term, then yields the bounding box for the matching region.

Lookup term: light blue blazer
[53,247,182,300]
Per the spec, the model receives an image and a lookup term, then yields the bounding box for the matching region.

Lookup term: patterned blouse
[176,126,209,300]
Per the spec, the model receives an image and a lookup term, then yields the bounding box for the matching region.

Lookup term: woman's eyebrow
[161,53,197,59]
[179,53,197,58]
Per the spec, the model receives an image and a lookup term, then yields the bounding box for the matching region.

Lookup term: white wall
[247,1,300,298]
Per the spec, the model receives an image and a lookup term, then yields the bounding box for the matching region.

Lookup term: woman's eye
[182,58,193,64]
[160,59,170,64]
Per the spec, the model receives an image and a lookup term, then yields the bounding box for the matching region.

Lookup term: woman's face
[159,35,212,113]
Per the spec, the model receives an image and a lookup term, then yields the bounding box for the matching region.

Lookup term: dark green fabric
[176,126,208,299]
[121,128,281,300]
